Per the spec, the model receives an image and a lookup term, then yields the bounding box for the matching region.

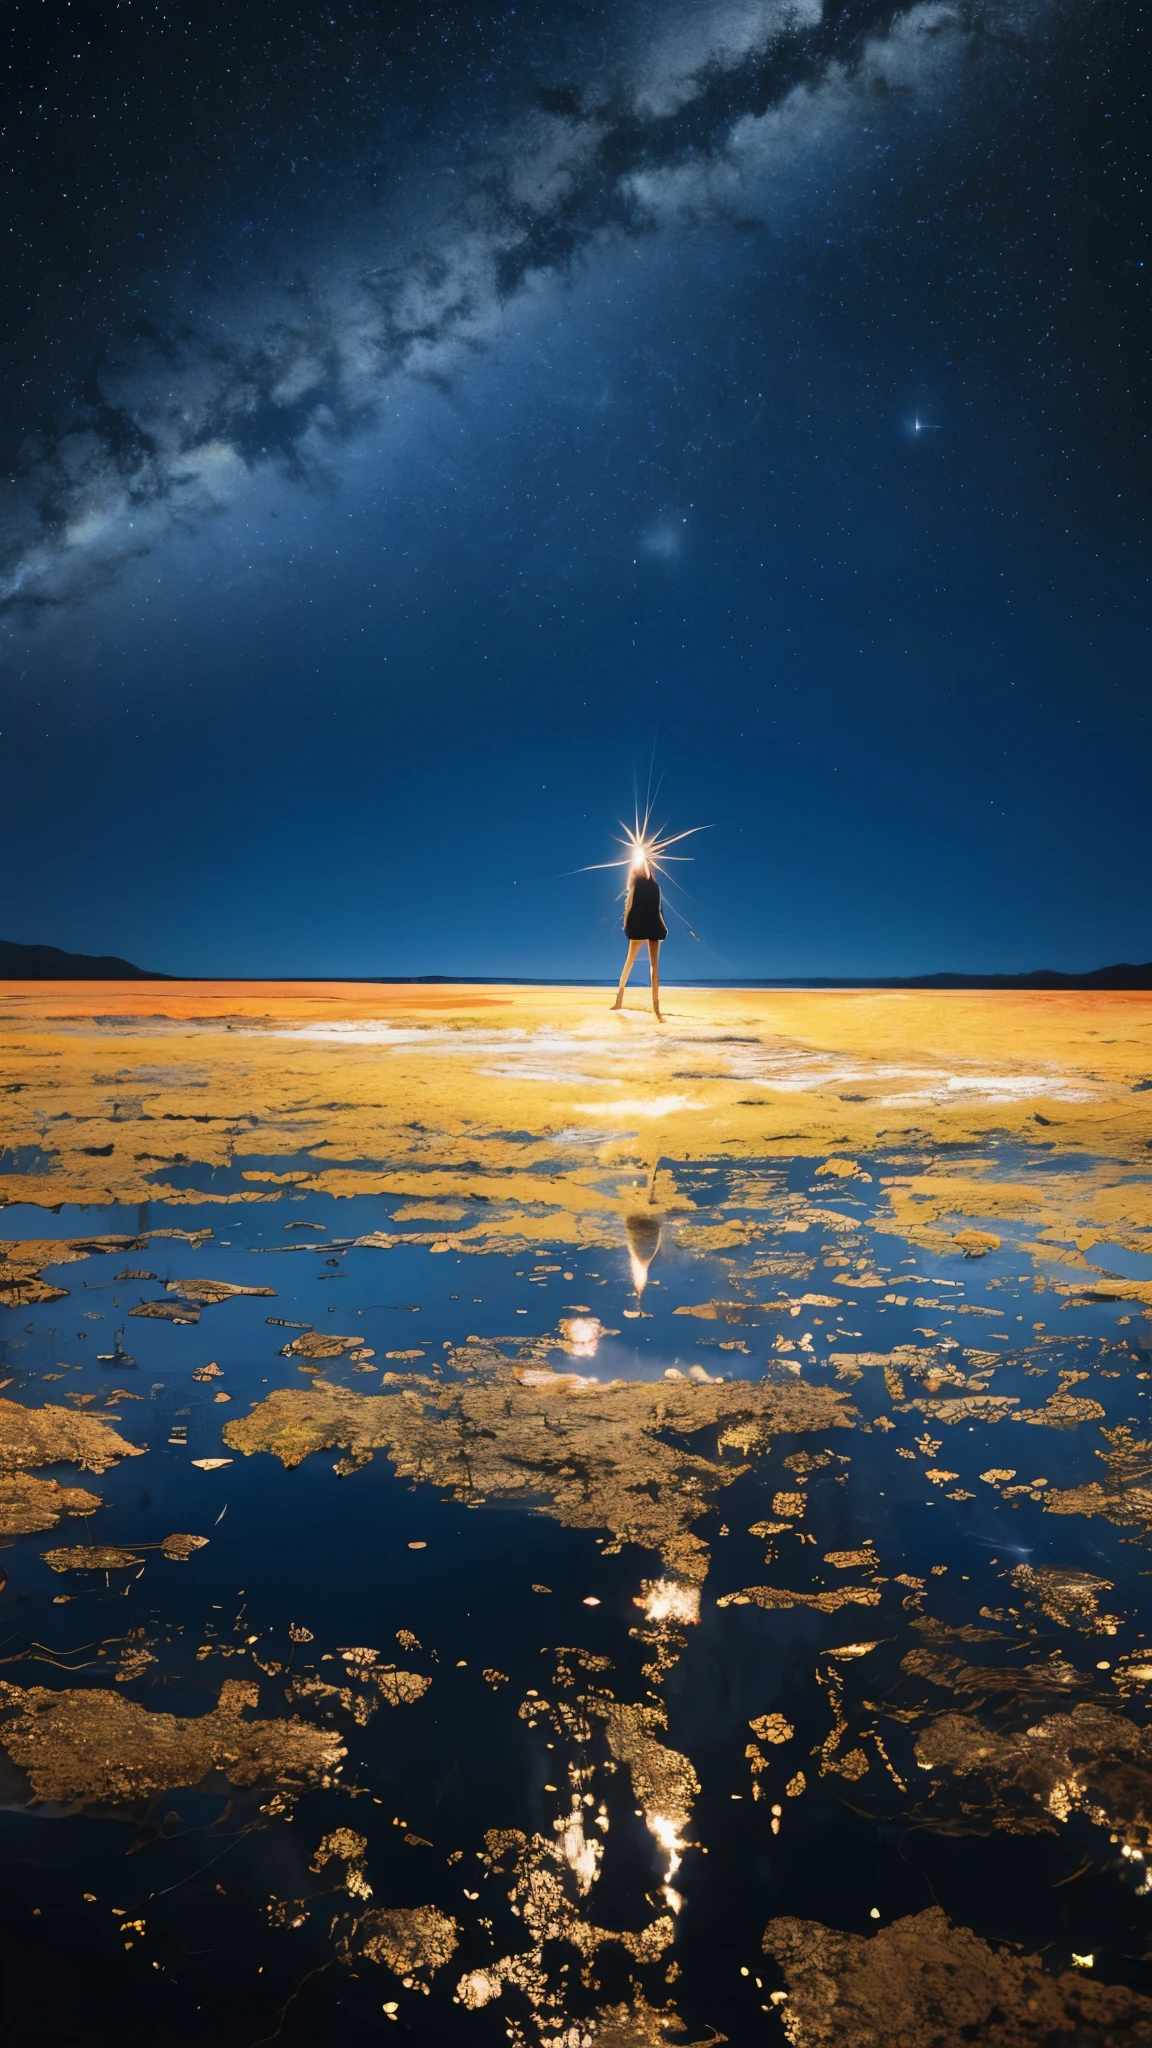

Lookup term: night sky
[2,0,1147,979]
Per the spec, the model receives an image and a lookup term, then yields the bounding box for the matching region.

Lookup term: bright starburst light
[582,802,710,899]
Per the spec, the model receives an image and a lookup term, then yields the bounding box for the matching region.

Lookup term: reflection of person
[611,857,667,1020]
[625,1211,662,1294]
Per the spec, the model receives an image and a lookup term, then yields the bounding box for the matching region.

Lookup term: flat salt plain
[3,981,1152,2045]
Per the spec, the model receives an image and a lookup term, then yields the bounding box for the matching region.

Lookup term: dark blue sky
[2,0,1147,978]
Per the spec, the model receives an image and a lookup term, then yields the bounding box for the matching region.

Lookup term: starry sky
[2,0,1147,979]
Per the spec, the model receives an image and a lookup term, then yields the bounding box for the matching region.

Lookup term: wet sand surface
[2,981,1152,2044]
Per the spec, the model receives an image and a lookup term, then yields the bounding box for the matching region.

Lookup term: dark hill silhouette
[896,963,1152,991]
[0,940,169,979]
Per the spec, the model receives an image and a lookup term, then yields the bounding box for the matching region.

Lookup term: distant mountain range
[2,939,1151,989]
[870,964,1152,991]
[375,967,1152,990]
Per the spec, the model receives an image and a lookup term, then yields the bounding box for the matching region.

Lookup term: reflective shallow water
[2,1146,1152,2045]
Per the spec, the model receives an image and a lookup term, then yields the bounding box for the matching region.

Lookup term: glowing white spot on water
[559,1315,601,1357]
[633,1579,700,1626]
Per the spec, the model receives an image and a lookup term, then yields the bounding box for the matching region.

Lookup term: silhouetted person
[612,857,666,1020]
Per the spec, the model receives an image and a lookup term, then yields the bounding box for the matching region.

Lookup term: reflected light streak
[647,1811,688,1912]
[557,1802,602,1895]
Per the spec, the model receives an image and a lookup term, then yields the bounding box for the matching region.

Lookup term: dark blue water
[1,1154,1150,2043]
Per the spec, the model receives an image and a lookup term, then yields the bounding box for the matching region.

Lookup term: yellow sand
[1,981,1150,1253]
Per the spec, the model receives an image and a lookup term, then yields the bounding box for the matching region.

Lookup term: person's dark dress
[624,872,668,942]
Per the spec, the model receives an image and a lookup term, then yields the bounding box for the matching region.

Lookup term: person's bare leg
[648,940,662,1020]
[612,941,642,1010]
